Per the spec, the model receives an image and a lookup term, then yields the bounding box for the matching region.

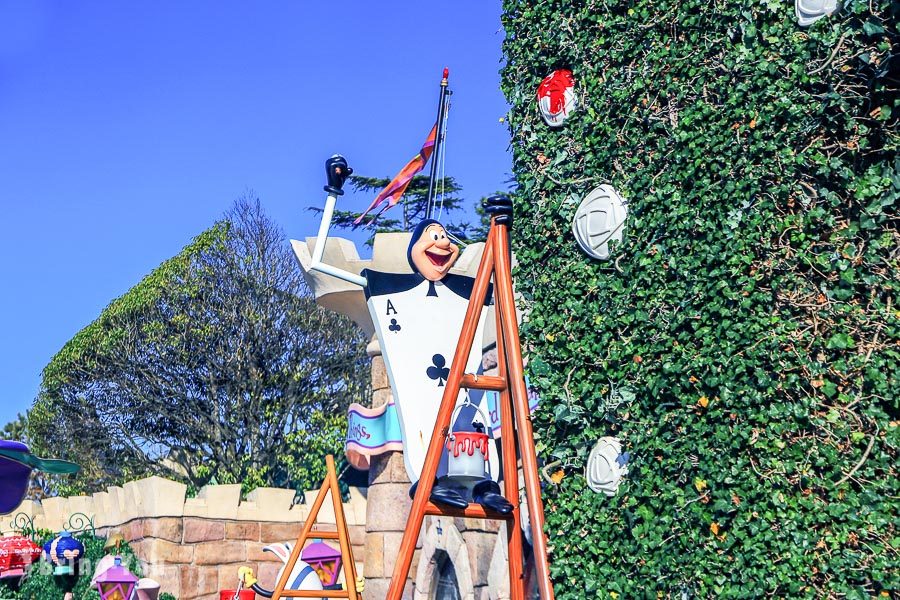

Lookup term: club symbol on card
[389,318,401,332]
[426,354,450,387]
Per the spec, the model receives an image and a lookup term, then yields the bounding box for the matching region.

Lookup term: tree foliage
[318,174,476,245]
[1,413,28,442]
[502,0,897,596]
[30,198,370,494]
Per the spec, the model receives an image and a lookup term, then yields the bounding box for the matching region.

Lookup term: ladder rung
[278,591,349,598]
[461,374,507,391]
[307,530,340,539]
[424,501,515,521]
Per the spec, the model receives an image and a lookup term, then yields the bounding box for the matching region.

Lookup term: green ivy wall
[500,0,897,597]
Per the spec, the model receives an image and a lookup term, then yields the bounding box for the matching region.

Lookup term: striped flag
[354,124,437,225]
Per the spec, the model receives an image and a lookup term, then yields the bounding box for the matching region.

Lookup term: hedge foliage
[500,0,897,597]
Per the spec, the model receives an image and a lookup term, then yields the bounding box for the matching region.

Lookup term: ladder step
[278,591,349,598]
[424,501,515,521]
[460,374,507,391]
[307,530,340,539]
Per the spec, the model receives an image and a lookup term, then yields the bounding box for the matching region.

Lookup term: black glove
[483,194,513,228]
[324,155,353,196]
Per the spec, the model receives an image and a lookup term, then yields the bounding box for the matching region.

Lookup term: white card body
[364,270,499,483]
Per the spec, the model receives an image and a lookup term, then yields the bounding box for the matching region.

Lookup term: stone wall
[103,514,365,599]
[414,516,509,600]
[7,478,366,600]
[363,351,417,598]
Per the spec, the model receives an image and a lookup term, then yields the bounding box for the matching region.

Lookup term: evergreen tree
[316,174,474,246]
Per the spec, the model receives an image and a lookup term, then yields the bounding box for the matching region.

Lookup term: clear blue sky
[0,2,512,427]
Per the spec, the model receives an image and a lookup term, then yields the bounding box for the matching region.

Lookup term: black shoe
[409,479,469,510]
[472,479,514,514]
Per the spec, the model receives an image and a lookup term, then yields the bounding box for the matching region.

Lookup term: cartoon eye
[431,232,440,241]
[440,233,446,239]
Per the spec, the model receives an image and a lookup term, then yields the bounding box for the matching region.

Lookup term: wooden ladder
[386,219,554,599]
[272,454,360,599]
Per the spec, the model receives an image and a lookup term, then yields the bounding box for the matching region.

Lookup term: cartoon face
[410,223,459,281]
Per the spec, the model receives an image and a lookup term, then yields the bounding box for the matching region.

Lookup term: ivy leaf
[826,333,855,349]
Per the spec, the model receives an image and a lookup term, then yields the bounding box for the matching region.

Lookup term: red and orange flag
[354,124,437,225]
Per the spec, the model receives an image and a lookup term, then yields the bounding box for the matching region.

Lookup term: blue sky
[0,2,512,427]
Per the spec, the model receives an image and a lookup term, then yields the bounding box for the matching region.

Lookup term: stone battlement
[7,476,366,533]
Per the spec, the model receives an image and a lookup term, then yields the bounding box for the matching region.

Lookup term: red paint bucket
[220,591,255,600]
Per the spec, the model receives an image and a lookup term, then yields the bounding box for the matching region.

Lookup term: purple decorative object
[95,556,138,600]
[301,539,342,587]
[0,440,80,515]
[0,441,32,514]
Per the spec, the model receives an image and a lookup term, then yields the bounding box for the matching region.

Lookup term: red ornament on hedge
[537,69,577,127]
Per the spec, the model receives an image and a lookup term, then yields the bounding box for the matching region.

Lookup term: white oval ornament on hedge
[795,0,839,26]
[586,436,629,496]
[537,70,577,127]
[572,184,628,261]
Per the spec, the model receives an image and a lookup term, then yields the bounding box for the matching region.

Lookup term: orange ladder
[272,454,360,599]
[386,218,554,599]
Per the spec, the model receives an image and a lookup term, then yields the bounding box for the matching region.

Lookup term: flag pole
[425,67,450,219]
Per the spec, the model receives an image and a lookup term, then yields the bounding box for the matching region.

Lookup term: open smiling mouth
[425,250,452,267]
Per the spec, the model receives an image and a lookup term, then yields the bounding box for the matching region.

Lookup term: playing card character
[307,155,514,513]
